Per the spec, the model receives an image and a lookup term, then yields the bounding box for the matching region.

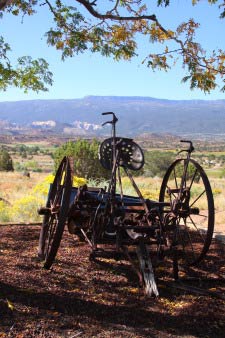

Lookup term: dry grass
[0,171,47,203]
[0,172,224,234]
[121,176,162,200]
[0,172,48,223]
[210,178,225,234]
[11,153,54,172]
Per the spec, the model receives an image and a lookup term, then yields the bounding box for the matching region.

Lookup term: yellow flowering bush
[11,195,44,223]
[33,174,87,198]
[6,174,86,223]
[213,188,222,195]
[32,174,55,197]
[0,200,10,222]
[140,188,160,201]
[12,174,86,223]
[73,176,87,187]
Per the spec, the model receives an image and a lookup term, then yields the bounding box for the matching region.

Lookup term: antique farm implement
[38,112,215,296]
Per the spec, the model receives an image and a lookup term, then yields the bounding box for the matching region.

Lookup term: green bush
[144,151,175,177]
[53,139,111,180]
[0,149,14,171]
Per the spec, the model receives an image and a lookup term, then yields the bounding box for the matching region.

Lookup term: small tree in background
[0,149,14,171]
[144,151,174,177]
[53,139,111,180]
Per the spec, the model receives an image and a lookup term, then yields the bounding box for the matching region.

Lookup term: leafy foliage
[144,151,175,177]
[0,148,13,171]
[0,0,225,92]
[0,36,53,92]
[53,139,111,180]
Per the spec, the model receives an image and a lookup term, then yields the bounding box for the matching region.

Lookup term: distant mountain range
[0,95,225,137]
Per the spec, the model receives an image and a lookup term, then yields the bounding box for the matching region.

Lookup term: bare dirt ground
[0,225,225,338]
[213,221,225,244]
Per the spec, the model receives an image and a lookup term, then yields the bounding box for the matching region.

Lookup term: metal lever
[102,112,118,126]
[179,140,194,154]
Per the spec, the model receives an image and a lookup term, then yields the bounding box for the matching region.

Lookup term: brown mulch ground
[0,225,225,338]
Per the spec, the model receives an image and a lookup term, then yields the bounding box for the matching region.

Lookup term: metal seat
[99,137,144,171]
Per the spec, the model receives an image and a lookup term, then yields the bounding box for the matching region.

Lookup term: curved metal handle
[102,112,118,126]
[179,140,194,154]
[102,112,114,116]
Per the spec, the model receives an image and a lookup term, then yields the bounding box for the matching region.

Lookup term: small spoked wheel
[159,158,214,266]
[38,156,73,269]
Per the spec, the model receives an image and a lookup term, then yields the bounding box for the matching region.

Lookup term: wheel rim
[38,156,72,268]
[44,215,57,259]
[159,158,214,266]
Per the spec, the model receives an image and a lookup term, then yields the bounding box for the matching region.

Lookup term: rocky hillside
[0,96,225,136]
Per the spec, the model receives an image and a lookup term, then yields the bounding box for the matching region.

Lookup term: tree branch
[76,0,157,22]
[0,0,13,10]
[107,0,120,14]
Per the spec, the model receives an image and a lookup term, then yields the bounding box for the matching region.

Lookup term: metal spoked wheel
[38,156,73,269]
[159,158,214,266]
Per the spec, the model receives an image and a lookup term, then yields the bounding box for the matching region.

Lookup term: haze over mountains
[0,96,225,137]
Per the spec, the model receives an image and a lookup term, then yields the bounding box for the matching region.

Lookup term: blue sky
[0,0,225,102]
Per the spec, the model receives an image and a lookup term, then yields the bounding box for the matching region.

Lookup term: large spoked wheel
[38,156,73,269]
[159,158,214,266]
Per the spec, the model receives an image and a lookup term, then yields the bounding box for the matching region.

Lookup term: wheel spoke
[183,160,187,189]
[188,168,198,191]
[190,189,206,208]
[173,167,179,189]
[159,158,214,266]
[166,184,177,200]
[180,218,197,262]
[188,215,206,243]
[45,217,56,257]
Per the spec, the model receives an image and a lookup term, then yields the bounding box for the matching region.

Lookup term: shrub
[33,174,87,198]
[53,139,111,180]
[0,200,10,222]
[0,149,14,171]
[11,195,43,223]
[144,151,175,177]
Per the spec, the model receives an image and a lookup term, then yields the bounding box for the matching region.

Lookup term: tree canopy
[0,0,225,93]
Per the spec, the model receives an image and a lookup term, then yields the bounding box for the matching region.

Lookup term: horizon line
[0,94,224,103]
